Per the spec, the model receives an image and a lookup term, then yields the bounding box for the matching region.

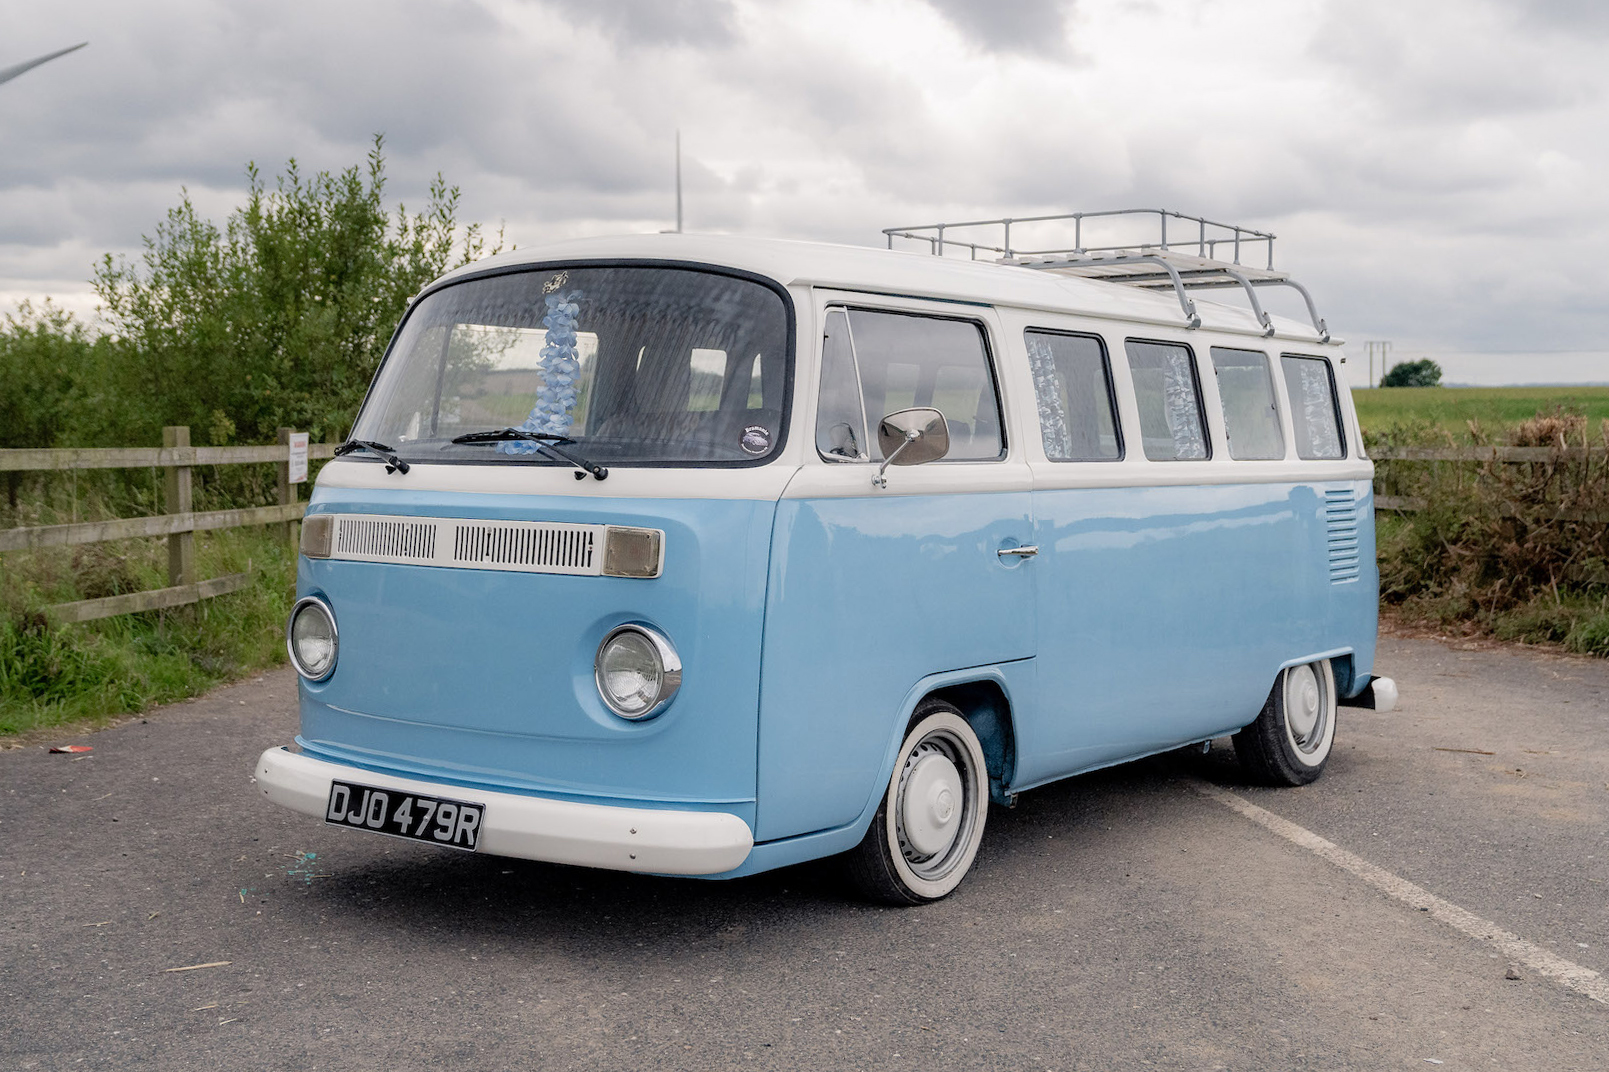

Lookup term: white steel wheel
[844,700,989,905]
[1233,659,1338,786]
[1281,662,1333,763]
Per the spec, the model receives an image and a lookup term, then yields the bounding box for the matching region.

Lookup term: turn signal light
[602,526,662,578]
[300,514,333,559]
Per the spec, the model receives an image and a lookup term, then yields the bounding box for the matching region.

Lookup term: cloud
[922,0,1073,55]
[1511,0,1609,34]
[1,0,1607,378]
[553,0,740,46]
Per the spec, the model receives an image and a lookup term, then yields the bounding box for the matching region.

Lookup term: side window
[1281,354,1346,459]
[1124,340,1209,461]
[1025,330,1121,461]
[1209,347,1284,460]
[815,310,867,460]
[815,307,1005,462]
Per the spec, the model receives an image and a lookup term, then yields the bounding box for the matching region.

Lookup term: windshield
[351,265,793,466]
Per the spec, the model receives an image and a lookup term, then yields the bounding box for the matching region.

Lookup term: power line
[1364,340,1390,389]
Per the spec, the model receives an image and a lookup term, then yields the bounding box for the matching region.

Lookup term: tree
[1380,358,1442,388]
[0,302,106,506]
[92,135,499,446]
[0,301,95,448]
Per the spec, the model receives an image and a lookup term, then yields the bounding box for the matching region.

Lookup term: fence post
[163,426,194,588]
[277,427,296,546]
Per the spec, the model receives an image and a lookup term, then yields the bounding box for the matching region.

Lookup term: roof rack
[881,209,1328,342]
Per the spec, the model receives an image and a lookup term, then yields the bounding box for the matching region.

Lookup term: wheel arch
[873,663,1025,813]
[922,679,1018,807]
[1273,647,1356,698]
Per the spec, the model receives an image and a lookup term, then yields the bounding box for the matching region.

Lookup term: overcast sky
[3,0,1607,385]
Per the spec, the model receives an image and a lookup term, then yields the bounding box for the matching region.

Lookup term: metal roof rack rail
[882,209,1329,342]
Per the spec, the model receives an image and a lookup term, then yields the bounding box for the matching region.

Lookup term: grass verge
[1378,515,1609,655]
[1353,385,1609,440]
[0,527,295,739]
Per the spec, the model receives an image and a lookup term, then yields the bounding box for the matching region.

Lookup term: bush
[1380,358,1442,388]
[0,302,110,509]
[0,137,500,735]
[88,134,500,449]
[1374,409,1609,653]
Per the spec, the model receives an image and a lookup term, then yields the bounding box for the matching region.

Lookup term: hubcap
[1284,663,1326,752]
[900,751,964,858]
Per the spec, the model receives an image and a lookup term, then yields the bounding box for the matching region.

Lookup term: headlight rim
[287,595,339,682]
[593,623,682,720]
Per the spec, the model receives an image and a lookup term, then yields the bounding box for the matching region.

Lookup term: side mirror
[873,407,949,487]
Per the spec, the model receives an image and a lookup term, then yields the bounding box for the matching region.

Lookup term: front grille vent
[1324,487,1360,583]
[335,517,437,563]
[325,514,633,577]
[452,523,596,573]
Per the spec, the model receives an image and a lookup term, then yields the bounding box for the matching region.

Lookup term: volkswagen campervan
[255,210,1395,903]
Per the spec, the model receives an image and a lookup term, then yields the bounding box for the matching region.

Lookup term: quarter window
[816,310,866,459]
[1025,330,1121,461]
[815,308,1004,462]
[1281,354,1346,459]
[1124,340,1209,461]
[1210,347,1284,460]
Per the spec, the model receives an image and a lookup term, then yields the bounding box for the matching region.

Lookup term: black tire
[844,699,989,905]
[1233,659,1338,786]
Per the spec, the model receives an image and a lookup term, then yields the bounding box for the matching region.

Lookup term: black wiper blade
[334,439,410,474]
[449,428,608,481]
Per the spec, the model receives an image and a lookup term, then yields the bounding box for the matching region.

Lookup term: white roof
[433,232,1335,345]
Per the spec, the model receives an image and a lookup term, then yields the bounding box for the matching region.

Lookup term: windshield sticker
[740,425,772,455]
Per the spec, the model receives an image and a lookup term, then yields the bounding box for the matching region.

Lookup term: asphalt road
[3,634,1606,1071]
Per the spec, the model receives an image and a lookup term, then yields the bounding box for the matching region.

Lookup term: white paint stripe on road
[1191,780,1609,1006]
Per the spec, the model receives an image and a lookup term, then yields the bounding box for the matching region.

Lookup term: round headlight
[287,597,338,681]
[594,624,681,720]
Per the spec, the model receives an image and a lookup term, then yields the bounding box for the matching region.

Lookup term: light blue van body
[266,233,1378,880]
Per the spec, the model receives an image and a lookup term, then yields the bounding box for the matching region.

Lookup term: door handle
[997,545,1039,560]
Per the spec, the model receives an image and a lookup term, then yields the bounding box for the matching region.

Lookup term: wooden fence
[0,427,335,623]
[1370,445,1603,463]
[1369,444,1609,523]
[2,438,1598,623]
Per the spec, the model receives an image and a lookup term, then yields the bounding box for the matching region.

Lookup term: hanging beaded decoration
[499,273,584,454]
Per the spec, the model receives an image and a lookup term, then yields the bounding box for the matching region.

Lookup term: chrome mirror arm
[872,429,921,488]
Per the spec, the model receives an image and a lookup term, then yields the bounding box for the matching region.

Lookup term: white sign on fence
[288,432,310,484]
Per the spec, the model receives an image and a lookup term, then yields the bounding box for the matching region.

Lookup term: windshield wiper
[449,429,609,481]
[334,439,410,474]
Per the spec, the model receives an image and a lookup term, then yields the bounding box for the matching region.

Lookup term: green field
[1352,386,1609,437]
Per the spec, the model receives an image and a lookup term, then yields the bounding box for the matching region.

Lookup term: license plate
[324,780,484,851]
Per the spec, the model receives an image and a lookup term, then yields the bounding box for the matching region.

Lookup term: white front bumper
[254,747,754,876]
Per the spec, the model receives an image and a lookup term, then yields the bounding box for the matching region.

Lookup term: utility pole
[0,42,88,88]
[675,130,683,234]
[1365,340,1391,388]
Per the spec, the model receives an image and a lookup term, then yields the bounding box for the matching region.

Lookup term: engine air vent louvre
[1324,487,1360,583]
[336,517,437,562]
